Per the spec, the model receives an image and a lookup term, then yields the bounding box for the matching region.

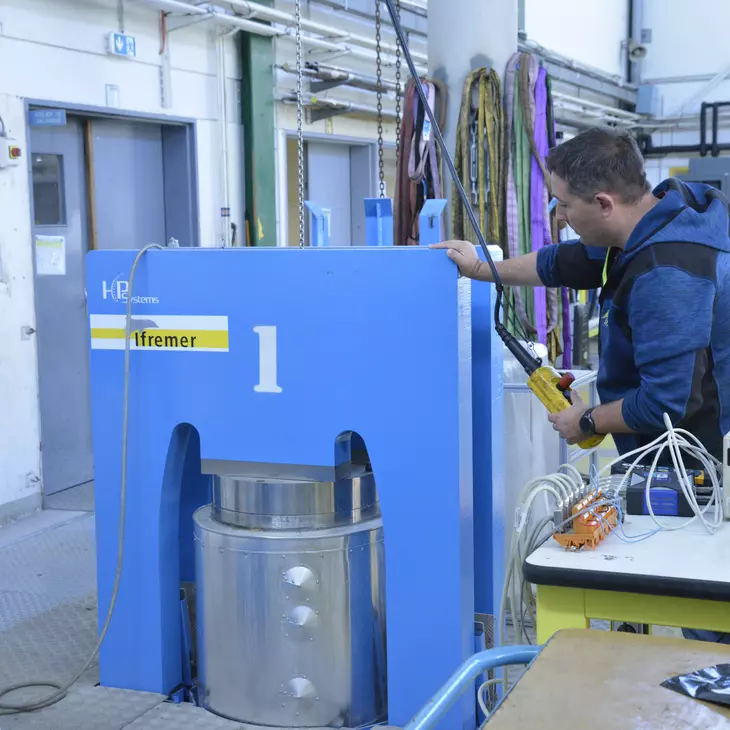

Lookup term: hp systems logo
[102,274,127,302]
[102,274,159,304]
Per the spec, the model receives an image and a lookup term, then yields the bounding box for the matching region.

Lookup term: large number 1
[253,326,282,393]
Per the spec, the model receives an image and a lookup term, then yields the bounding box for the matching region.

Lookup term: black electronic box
[611,462,710,517]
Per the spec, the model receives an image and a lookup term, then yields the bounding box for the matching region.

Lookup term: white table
[523,516,730,643]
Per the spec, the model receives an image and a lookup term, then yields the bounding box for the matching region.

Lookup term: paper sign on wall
[35,235,66,276]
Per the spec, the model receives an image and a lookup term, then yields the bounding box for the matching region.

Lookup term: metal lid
[211,469,379,530]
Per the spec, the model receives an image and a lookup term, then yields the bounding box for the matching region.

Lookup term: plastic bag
[662,664,730,707]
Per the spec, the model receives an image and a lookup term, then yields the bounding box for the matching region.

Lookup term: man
[434,126,730,643]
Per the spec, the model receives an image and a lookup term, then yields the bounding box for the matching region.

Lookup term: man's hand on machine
[548,391,589,445]
[430,240,485,279]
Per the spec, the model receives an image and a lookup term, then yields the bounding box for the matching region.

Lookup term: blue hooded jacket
[536,178,730,460]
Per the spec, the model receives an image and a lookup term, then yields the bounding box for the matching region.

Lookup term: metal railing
[403,646,542,730]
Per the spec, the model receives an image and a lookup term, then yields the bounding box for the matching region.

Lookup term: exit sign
[107,32,137,58]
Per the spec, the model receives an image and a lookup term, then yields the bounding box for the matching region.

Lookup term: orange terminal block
[553,490,619,551]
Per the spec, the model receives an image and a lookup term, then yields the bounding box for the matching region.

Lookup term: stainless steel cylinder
[194,472,387,728]
[211,470,379,530]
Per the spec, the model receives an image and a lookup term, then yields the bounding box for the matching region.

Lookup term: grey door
[307,142,353,245]
[31,117,170,498]
[349,145,375,245]
[92,120,166,249]
[31,117,94,495]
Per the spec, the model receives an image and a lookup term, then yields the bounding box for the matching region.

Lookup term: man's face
[551,173,616,247]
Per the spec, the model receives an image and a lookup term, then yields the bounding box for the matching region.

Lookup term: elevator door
[31,118,94,495]
[31,117,169,497]
[306,142,353,245]
[92,120,166,249]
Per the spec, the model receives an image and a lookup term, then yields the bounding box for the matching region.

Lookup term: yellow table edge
[536,585,730,644]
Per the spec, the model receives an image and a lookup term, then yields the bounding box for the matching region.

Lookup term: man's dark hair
[546,127,650,204]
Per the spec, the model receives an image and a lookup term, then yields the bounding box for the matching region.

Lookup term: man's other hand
[548,392,588,445]
[429,240,483,279]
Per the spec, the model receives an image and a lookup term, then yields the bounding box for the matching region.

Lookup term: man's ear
[595,192,615,217]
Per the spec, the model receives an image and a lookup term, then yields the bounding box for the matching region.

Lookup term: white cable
[498,466,586,691]
[499,491,616,694]
[477,677,501,719]
[0,244,163,714]
[596,413,723,534]
[641,415,723,532]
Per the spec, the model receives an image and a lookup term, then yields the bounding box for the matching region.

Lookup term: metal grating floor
[0,511,248,729]
[0,510,346,730]
[0,508,681,729]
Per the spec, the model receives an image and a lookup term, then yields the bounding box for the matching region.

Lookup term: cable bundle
[494,412,724,711]
[594,414,724,534]
[499,465,586,650]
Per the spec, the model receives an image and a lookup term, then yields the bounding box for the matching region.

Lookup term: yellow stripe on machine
[89,314,229,352]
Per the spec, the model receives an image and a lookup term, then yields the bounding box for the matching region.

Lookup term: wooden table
[523,515,730,643]
[487,630,730,729]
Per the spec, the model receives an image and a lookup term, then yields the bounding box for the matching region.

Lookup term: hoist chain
[295,0,305,247]
[394,0,402,161]
[375,0,385,197]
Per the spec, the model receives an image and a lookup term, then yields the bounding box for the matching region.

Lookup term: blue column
[471,246,505,619]
[304,201,329,247]
[364,197,394,246]
[418,199,448,246]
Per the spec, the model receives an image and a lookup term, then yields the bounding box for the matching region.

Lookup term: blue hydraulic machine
[87,194,504,730]
[87,242,501,730]
[88,5,506,726]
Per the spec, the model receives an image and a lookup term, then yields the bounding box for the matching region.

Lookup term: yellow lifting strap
[452,68,504,247]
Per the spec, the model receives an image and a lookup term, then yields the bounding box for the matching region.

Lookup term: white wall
[0,95,43,522]
[0,0,422,514]
[0,0,244,516]
[524,0,629,77]
[641,0,730,181]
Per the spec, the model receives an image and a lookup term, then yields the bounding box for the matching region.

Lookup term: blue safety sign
[108,32,137,58]
[29,109,67,127]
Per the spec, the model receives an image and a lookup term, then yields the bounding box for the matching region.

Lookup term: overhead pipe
[148,0,647,131]
[149,1,627,108]
[396,0,427,14]
[278,93,398,120]
[277,63,399,93]
[555,109,635,128]
[670,60,730,117]
[517,0,526,39]
[309,0,426,21]
[643,72,721,85]
[139,0,425,70]
[638,101,730,157]
[550,91,640,121]
[642,110,730,131]
[204,0,428,64]
[625,0,644,85]
[519,38,637,92]
[554,105,635,127]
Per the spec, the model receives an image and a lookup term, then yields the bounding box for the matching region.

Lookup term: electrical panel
[0,137,22,169]
[678,158,730,195]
